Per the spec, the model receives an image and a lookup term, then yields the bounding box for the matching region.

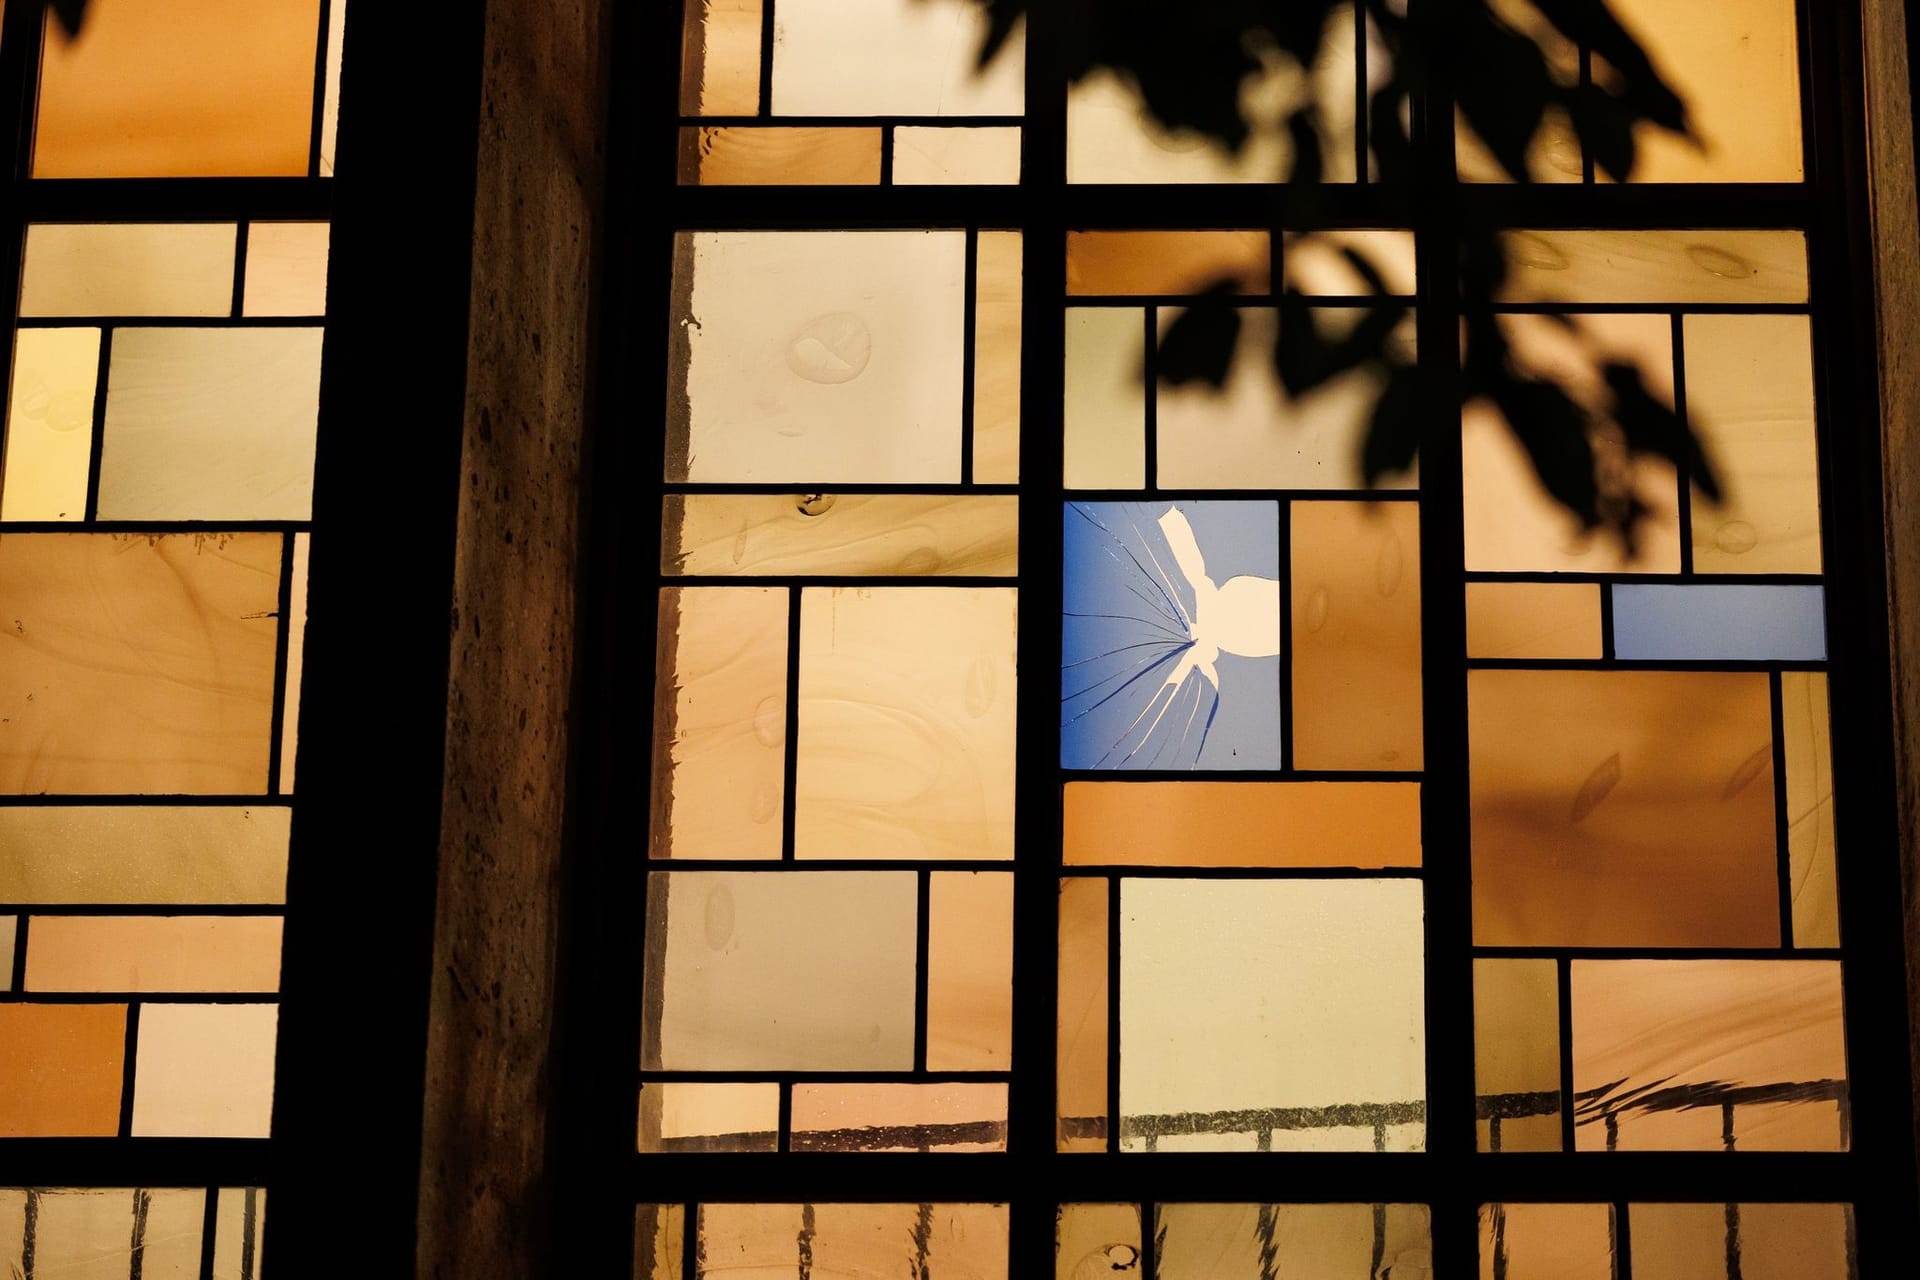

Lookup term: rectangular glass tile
[1156,1204,1432,1279]
[1631,1203,1853,1280]
[1056,877,1108,1153]
[0,917,13,992]
[1465,582,1603,659]
[637,1081,778,1153]
[318,0,346,175]
[679,0,762,115]
[24,915,283,993]
[1063,309,1146,489]
[130,1002,278,1138]
[663,493,1019,577]
[279,532,311,795]
[677,126,883,185]
[213,1187,267,1280]
[1572,959,1847,1151]
[242,221,331,317]
[694,1204,1009,1277]
[894,126,1022,184]
[0,805,290,904]
[791,1082,1008,1152]
[1473,958,1562,1152]
[770,0,1023,116]
[1471,670,1779,947]
[2,326,100,521]
[973,230,1024,482]
[0,1188,206,1279]
[636,1204,686,1280]
[0,1004,126,1136]
[641,871,918,1071]
[1121,878,1425,1151]
[1067,231,1268,296]
[1478,1204,1615,1280]
[1611,584,1826,660]
[1498,230,1809,304]
[926,872,1013,1070]
[1062,781,1421,867]
[20,223,236,318]
[1283,230,1418,296]
[1056,1204,1141,1278]
[1782,671,1840,947]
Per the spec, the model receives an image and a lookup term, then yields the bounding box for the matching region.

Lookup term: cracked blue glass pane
[1062,500,1282,769]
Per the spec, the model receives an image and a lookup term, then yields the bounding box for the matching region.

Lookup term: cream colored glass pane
[0,1188,204,1280]
[1283,230,1419,296]
[0,805,289,903]
[791,1082,1008,1152]
[650,587,786,860]
[1067,232,1268,296]
[894,127,1021,184]
[642,870,917,1070]
[1686,314,1822,573]
[0,1004,125,1135]
[1478,1204,1614,1280]
[1572,960,1847,1151]
[2,326,99,521]
[243,222,330,316]
[927,871,1012,1070]
[1057,877,1108,1153]
[1465,582,1603,658]
[1064,308,1145,489]
[1474,959,1561,1153]
[973,230,1023,482]
[1057,1204,1141,1279]
[771,0,1023,116]
[130,1002,277,1137]
[33,0,320,177]
[0,534,280,795]
[1782,671,1839,947]
[677,127,882,185]
[20,223,236,318]
[794,587,1017,860]
[1471,670,1777,947]
[1607,0,1801,182]
[668,231,966,483]
[696,1204,1009,1277]
[212,1188,267,1280]
[635,1205,686,1280]
[278,532,309,795]
[318,0,345,174]
[1158,308,1417,490]
[680,0,760,115]
[97,327,323,521]
[26,915,282,992]
[1157,1204,1432,1280]
[1291,501,1423,770]
[1121,878,1425,1152]
[1063,781,1421,867]
[637,1081,778,1153]
[1500,230,1810,304]
[0,917,13,991]
[663,493,1017,578]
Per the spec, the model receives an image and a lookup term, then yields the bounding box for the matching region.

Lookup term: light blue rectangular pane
[1611,585,1827,661]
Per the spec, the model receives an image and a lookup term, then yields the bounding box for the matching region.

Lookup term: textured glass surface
[1067,232,1268,296]
[1056,1204,1142,1279]
[770,0,1023,116]
[0,806,290,904]
[1498,230,1809,304]
[973,231,1024,481]
[678,126,883,185]
[1473,959,1561,1152]
[1056,877,1109,1153]
[1479,1204,1614,1280]
[663,493,1019,578]
[1,326,100,520]
[1782,671,1840,947]
[1063,781,1421,867]
[791,1083,1008,1152]
[1155,1203,1432,1279]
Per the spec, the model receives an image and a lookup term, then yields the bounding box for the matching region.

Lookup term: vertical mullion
[231,221,252,318]
[1278,498,1294,770]
[961,227,978,483]
[1142,306,1157,491]
[1106,873,1121,1154]
[1558,956,1576,1152]
[781,585,802,861]
[81,328,112,521]
[266,532,297,795]
[196,1188,218,1280]
[913,868,932,1071]
[1673,313,1694,575]
[306,0,334,177]
[757,0,776,118]
[1771,670,1794,947]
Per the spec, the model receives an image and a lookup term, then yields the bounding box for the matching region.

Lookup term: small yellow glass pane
[213,1188,269,1280]
[695,1204,1009,1276]
[2,326,99,521]
[1157,1204,1432,1278]
[0,1189,206,1279]
[243,222,331,317]
[0,806,290,904]
[20,223,236,318]
[1057,1204,1141,1278]
[1063,308,1145,489]
[894,127,1021,184]
[770,0,1023,116]
[635,1205,686,1280]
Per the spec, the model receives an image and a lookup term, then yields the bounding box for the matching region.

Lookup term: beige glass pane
[794,587,1017,860]
[1500,230,1810,304]
[1782,671,1839,947]
[33,0,320,177]
[278,531,310,795]
[1478,1204,1614,1280]
[663,493,1017,578]
[2,326,99,521]
[131,1002,277,1138]
[0,916,13,991]
[973,230,1023,482]
[243,222,331,316]
[0,1188,205,1280]
[1157,308,1418,491]
[1630,1203,1848,1280]
[1057,1204,1141,1280]
[1058,877,1108,1153]
[0,1003,126,1135]
[1067,232,1268,296]
[0,805,289,903]
[680,0,760,115]
[637,1081,778,1153]
[1686,314,1822,573]
[318,0,345,175]
[1063,781,1421,867]
[650,586,786,860]
[1572,959,1847,1151]
[0,533,280,795]
[1724,1204,1851,1280]
[1282,230,1419,296]
[792,1082,1008,1152]
[1121,878,1425,1152]
[19,223,236,318]
[1063,308,1145,489]
[1606,0,1800,183]
[677,126,882,185]
[635,1205,686,1280]
[894,127,1022,185]
[668,231,966,483]
[1157,1204,1432,1280]
[1291,501,1423,770]
[26,915,282,992]
[1471,669,1777,947]
[771,0,1023,116]
[1465,582,1603,658]
[212,1188,268,1280]
[642,870,918,1071]
[696,1204,1010,1278]
[98,327,322,521]
[1474,958,1561,1153]
[927,871,1012,1070]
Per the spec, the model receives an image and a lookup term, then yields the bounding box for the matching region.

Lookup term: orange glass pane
[1631,1203,1852,1280]
[25,915,283,992]
[926,872,1013,1070]
[1464,582,1603,659]
[695,1204,1009,1275]
[662,493,1018,578]
[1157,1204,1432,1279]
[0,1189,207,1279]
[1062,781,1421,867]
[1057,877,1108,1152]
[1056,1204,1142,1279]
[0,1003,126,1136]
[676,127,882,185]
[1066,231,1269,296]
[1478,1204,1614,1280]
[790,1082,1008,1152]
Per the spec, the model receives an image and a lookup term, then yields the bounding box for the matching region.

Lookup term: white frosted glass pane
[130,1003,278,1137]
[892,127,1021,184]
[771,0,1024,116]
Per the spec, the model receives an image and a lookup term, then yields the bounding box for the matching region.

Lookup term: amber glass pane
[1062,781,1421,867]
[0,1189,207,1279]
[0,534,279,795]
[1464,582,1602,659]
[1631,1203,1852,1280]
[791,1082,1008,1152]
[664,493,1018,578]
[1782,672,1839,947]
[679,0,761,114]
[927,872,1013,1070]
[695,1204,1010,1276]
[1063,308,1145,488]
[242,221,331,317]
[794,587,1017,860]
[33,0,321,177]
[1572,960,1846,1151]
[130,1002,278,1138]
[637,1081,778,1153]
[973,231,1024,482]
[2,326,99,521]
[677,127,883,185]
[1499,230,1809,305]
[1478,1204,1614,1280]
[1291,501,1423,770]
[642,871,918,1071]
[0,1003,126,1136]
[770,0,1023,116]
[0,806,289,903]
[635,1205,687,1280]
[1471,669,1778,947]
[1056,877,1108,1153]
[895,127,1022,185]
[1473,959,1561,1152]
[26,915,281,992]
[650,586,786,861]
[1121,878,1424,1151]
[1066,232,1268,296]
[1056,1204,1142,1279]
[19,223,236,318]
[0,917,14,991]
[1155,1204,1432,1279]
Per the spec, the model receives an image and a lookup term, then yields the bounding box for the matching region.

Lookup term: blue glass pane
[1610,584,1826,661]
